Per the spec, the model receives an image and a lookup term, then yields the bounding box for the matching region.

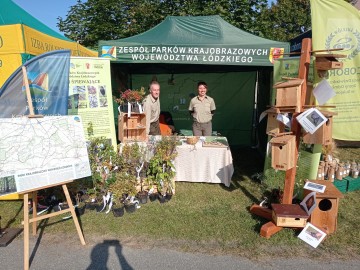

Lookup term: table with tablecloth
[174,137,234,187]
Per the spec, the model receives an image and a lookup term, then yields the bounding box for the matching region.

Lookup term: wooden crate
[271,204,308,227]
[333,179,348,193]
[270,135,296,170]
[118,113,146,142]
[274,78,304,112]
[345,176,360,192]
[303,180,344,234]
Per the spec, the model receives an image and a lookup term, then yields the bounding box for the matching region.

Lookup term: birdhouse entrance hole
[319,199,332,212]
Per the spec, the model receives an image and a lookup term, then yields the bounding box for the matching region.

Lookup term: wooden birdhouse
[302,110,335,145]
[274,78,304,112]
[303,180,344,234]
[315,54,346,71]
[269,135,296,170]
[271,204,309,227]
[263,108,284,135]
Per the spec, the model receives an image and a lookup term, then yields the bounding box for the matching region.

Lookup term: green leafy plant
[87,136,120,194]
[147,137,178,195]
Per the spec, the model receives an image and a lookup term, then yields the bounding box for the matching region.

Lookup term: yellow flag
[311,0,360,141]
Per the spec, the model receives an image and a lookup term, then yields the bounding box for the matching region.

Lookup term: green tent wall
[99,15,289,147]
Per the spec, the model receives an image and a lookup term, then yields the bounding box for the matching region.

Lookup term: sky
[12,0,78,34]
[12,0,277,34]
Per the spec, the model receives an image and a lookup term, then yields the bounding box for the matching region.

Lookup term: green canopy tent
[99,15,289,147]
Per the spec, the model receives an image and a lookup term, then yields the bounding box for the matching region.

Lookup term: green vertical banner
[311,0,360,141]
[68,57,117,148]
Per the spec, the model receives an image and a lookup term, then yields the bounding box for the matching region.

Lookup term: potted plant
[146,137,178,203]
[115,87,146,113]
[86,135,123,211]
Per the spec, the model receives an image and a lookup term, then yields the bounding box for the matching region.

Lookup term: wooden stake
[22,66,35,116]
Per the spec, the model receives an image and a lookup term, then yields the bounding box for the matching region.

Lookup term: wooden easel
[20,66,86,270]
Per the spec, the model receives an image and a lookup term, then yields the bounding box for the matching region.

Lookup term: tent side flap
[0,25,25,54]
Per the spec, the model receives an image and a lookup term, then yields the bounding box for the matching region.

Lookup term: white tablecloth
[174,140,234,187]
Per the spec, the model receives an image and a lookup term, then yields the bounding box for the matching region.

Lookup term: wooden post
[32,191,37,236]
[258,38,313,238]
[22,66,35,116]
[282,38,312,204]
[62,184,86,245]
[23,193,30,270]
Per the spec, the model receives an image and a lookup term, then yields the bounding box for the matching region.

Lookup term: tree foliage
[57,0,267,49]
[256,0,311,42]
[57,0,359,48]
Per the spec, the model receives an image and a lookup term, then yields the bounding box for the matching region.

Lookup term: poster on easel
[0,115,91,197]
[68,57,117,148]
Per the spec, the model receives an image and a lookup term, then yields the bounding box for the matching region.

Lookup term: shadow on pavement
[87,239,133,270]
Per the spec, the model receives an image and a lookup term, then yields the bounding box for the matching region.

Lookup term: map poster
[67,57,117,149]
[0,116,91,197]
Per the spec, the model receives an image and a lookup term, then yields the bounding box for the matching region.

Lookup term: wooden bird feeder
[315,54,346,71]
[302,110,336,145]
[303,180,344,234]
[269,135,296,171]
[274,78,304,112]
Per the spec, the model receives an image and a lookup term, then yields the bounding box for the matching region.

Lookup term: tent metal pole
[251,71,259,148]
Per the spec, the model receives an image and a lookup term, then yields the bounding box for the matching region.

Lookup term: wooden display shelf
[118,113,146,142]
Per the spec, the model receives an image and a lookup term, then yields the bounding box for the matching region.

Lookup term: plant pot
[75,204,86,216]
[149,193,158,202]
[165,192,173,202]
[124,203,137,213]
[137,191,148,204]
[120,103,140,113]
[86,202,99,210]
[112,205,125,217]
[158,193,166,204]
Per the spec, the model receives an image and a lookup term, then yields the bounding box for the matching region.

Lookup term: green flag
[311,0,360,141]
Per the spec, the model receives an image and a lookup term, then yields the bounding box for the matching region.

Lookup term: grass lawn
[1,146,359,259]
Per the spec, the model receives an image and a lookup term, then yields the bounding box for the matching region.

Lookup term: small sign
[303,181,326,193]
[298,223,327,248]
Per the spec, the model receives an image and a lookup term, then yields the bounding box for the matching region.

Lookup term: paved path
[1,234,359,270]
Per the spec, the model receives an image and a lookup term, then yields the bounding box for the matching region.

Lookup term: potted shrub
[147,137,178,203]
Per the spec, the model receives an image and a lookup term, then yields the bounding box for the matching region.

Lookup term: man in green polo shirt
[188,81,216,136]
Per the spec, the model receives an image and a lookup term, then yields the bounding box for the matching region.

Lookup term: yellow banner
[23,25,78,56]
[0,25,25,54]
[68,57,117,148]
[311,0,360,141]
[0,53,22,87]
[76,43,98,57]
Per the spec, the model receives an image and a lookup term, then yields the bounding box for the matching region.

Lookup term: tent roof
[116,15,286,46]
[99,15,289,66]
[1,0,70,41]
